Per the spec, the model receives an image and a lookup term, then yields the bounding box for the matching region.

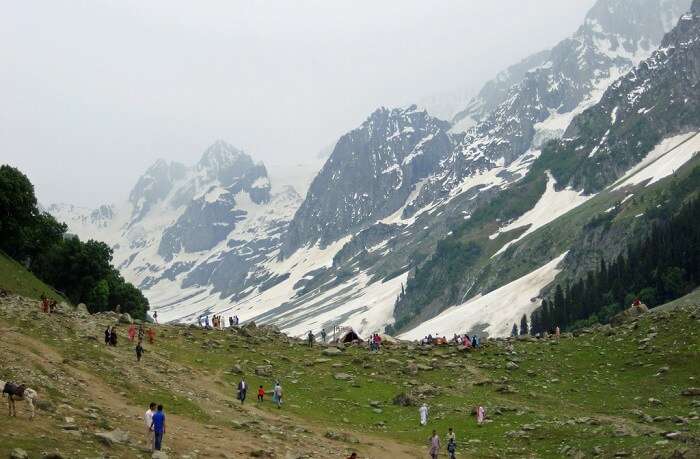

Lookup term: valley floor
[0,294,699,458]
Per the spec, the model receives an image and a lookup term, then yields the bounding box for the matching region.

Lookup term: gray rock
[255,365,273,376]
[10,448,28,459]
[506,361,520,370]
[334,373,353,381]
[322,347,343,356]
[118,312,132,324]
[94,429,130,446]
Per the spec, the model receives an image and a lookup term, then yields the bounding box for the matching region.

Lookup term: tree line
[529,198,699,334]
[0,165,149,319]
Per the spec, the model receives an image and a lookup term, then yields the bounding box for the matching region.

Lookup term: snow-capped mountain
[50,0,698,340]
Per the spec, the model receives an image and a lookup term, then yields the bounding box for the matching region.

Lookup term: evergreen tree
[519,314,528,335]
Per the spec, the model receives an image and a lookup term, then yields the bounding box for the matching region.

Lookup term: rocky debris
[404,362,418,375]
[506,361,519,370]
[151,452,169,459]
[94,429,130,446]
[324,430,360,444]
[392,393,415,407]
[611,303,649,326]
[681,388,700,396]
[231,363,243,374]
[334,373,353,381]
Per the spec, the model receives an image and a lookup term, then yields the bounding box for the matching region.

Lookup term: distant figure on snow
[419,403,429,425]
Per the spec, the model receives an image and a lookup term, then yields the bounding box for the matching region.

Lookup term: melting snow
[491,172,591,256]
[399,253,567,339]
[613,132,700,190]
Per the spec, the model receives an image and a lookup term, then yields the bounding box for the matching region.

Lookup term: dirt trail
[0,323,421,458]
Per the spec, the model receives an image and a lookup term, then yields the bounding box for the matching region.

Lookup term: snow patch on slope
[491,172,592,256]
[613,132,700,190]
[399,253,567,340]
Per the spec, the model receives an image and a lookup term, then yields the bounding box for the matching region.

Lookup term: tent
[337,328,363,344]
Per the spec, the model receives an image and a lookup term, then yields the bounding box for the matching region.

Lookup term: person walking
[136,341,144,362]
[429,430,440,459]
[320,329,327,343]
[104,326,111,345]
[307,330,314,347]
[257,385,265,403]
[147,327,155,345]
[144,402,156,451]
[447,427,457,459]
[273,381,283,408]
[150,404,166,451]
[109,327,118,346]
[128,324,136,342]
[138,324,145,343]
[153,311,158,324]
[419,403,429,426]
[237,379,247,404]
[476,405,485,425]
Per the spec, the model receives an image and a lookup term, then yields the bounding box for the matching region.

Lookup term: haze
[0,0,595,207]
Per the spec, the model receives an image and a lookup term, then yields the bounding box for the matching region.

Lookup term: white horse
[0,380,37,419]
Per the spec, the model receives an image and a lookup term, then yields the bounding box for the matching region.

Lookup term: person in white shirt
[419,404,429,426]
[144,402,156,450]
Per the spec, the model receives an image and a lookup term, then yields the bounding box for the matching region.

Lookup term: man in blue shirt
[150,404,166,451]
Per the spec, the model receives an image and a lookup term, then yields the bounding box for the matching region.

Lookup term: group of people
[368,333,382,352]
[198,314,240,329]
[419,333,482,349]
[236,379,283,408]
[39,295,58,313]
[104,326,119,346]
[144,402,167,452]
[105,323,157,362]
[421,405,486,458]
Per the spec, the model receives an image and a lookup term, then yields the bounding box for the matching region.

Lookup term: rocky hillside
[0,292,698,458]
[392,1,700,336]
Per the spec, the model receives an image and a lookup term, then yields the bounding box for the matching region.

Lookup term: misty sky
[1,0,596,207]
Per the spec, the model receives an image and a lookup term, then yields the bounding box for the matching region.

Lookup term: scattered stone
[334,373,353,381]
[10,449,28,459]
[392,393,414,407]
[231,364,243,374]
[151,452,168,459]
[506,361,519,370]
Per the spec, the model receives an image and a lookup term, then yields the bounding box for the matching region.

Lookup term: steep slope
[395,2,700,337]
[0,251,65,302]
[282,106,453,254]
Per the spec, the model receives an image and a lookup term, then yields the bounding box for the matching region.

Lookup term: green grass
[0,251,65,302]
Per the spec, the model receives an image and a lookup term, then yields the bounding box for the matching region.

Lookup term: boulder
[611,303,649,326]
[10,449,28,459]
[392,393,415,406]
[255,365,273,376]
[322,347,343,356]
[94,429,130,446]
[118,313,133,324]
[506,361,520,370]
[681,387,700,396]
[334,373,353,381]
[75,303,89,316]
[231,364,243,374]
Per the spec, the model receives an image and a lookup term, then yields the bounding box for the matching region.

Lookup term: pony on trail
[1,380,38,419]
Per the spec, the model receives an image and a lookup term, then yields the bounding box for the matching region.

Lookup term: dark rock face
[129,160,187,224]
[282,106,453,255]
[552,3,700,192]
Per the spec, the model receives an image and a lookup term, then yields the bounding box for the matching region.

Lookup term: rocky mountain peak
[196,140,256,186]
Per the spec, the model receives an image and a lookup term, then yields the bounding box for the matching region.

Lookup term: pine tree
[519,314,528,335]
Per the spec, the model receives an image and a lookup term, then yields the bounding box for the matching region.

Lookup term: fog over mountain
[1,0,595,206]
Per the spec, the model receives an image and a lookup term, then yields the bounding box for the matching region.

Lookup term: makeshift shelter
[337,328,363,344]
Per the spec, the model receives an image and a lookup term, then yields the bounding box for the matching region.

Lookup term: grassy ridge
[0,250,65,302]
